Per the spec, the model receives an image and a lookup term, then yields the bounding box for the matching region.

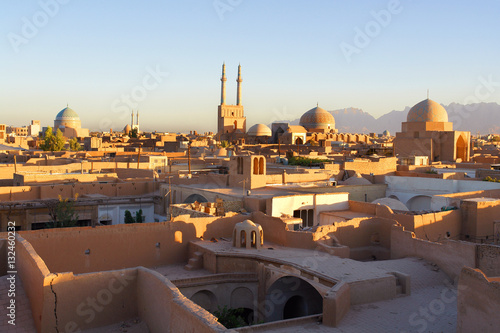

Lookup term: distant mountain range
[281,102,500,135]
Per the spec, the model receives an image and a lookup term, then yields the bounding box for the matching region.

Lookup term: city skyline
[2,0,500,133]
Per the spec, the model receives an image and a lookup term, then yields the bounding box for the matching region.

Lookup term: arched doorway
[264,276,323,322]
[456,135,468,161]
[230,287,255,324]
[191,290,217,313]
[283,295,307,319]
[295,137,303,145]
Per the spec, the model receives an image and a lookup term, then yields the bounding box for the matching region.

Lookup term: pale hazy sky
[2,0,500,132]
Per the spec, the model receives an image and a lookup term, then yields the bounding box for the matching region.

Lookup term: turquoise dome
[56,107,80,121]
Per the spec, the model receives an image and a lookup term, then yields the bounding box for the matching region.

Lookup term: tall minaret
[136,110,139,128]
[236,64,242,106]
[131,110,134,127]
[220,63,227,105]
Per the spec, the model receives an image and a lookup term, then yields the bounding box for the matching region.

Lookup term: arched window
[251,231,257,248]
[174,231,182,243]
[253,157,259,175]
[259,157,264,175]
[241,230,247,247]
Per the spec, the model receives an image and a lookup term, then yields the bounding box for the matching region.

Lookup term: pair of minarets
[131,110,139,128]
[220,63,242,106]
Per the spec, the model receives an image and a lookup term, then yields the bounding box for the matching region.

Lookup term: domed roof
[247,124,272,136]
[56,106,80,121]
[407,99,448,123]
[342,172,372,185]
[123,124,132,133]
[382,130,390,137]
[372,198,409,211]
[215,148,227,156]
[299,106,335,131]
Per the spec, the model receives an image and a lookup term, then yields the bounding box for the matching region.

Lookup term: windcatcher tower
[217,63,246,138]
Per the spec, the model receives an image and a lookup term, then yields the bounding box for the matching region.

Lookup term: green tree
[124,210,135,224]
[45,195,79,229]
[69,137,81,151]
[219,140,230,148]
[40,127,65,151]
[135,209,143,223]
[214,306,246,329]
[124,209,144,223]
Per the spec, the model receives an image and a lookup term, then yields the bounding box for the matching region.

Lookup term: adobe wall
[282,170,331,183]
[267,193,349,224]
[344,157,397,176]
[412,210,462,241]
[16,230,233,332]
[175,213,248,240]
[461,199,500,239]
[347,200,377,215]
[391,225,476,279]
[20,221,197,274]
[457,268,500,333]
[170,185,238,205]
[15,234,50,333]
[350,200,462,241]
[115,168,155,179]
[43,269,138,333]
[288,184,387,202]
[323,217,394,260]
[0,181,157,201]
[477,244,500,277]
[432,188,500,213]
[137,268,231,333]
[0,162,155,181]
[14,172,119,186]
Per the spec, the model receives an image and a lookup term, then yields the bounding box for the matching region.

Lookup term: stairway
[184,251,204,271]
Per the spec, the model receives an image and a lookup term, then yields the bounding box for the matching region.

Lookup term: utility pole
[188,141,191,175]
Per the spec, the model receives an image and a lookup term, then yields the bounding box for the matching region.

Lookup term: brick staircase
[184,251,204,271]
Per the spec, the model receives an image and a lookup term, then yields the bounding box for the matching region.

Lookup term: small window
[175,231,183,243]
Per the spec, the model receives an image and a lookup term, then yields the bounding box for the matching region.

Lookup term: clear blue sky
[1,0,500,133]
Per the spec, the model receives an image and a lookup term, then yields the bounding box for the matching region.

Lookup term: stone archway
[295,137,303,145]
[264,276,323,322]
[183,194,208,204]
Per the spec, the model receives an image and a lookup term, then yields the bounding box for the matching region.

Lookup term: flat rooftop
[193,239,392,284]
